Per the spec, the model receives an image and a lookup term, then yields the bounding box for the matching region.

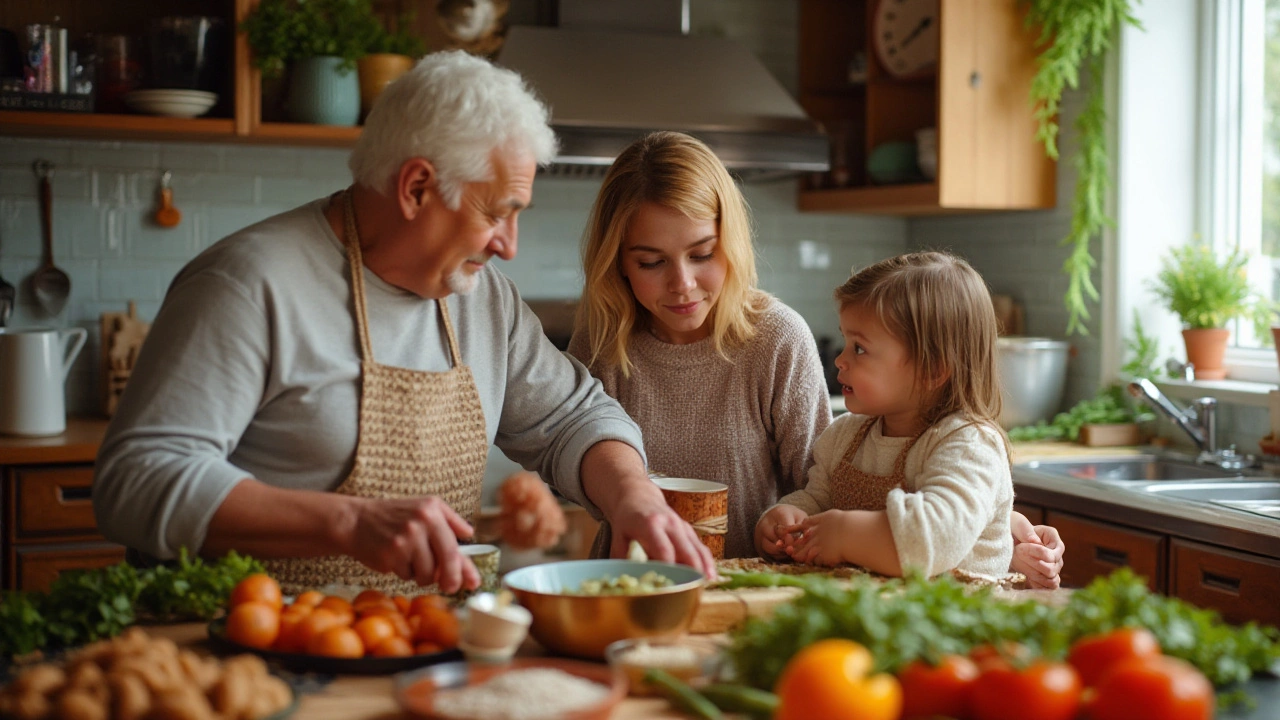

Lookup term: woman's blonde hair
[578,131,768,376]
[834,251,1006,434]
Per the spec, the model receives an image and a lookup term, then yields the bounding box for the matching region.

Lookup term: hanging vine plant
[1024,0,1142,335]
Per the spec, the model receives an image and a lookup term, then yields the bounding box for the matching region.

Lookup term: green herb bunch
[724,568,1279,692]
[368,12,427,57]
[240,0,399,77]
[1121,309,1163,379]
[1149,245,1275,341]
[1023,0,1142,336]
[0,550,263,658]
[1008,383,1152,441]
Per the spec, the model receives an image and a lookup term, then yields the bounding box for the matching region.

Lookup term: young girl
[568,131,832,559]
[755,251,1015,578]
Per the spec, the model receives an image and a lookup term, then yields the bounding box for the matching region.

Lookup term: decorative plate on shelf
[207,618,462,676]
[125,89,218,118]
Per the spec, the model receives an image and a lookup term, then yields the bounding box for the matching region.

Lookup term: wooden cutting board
[691,585,805,634]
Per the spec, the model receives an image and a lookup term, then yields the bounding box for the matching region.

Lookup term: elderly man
[93,51,714,595]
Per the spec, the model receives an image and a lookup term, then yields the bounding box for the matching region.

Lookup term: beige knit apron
[828,417,924,511]
[264,191,488,595]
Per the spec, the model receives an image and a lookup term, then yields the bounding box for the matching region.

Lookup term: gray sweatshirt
[93,200,644,559]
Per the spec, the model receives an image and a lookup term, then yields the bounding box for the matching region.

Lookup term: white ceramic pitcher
[0,327,87,436]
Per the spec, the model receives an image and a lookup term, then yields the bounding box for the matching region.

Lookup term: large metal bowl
[502,559,705,659]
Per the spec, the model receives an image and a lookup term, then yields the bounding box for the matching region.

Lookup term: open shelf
[0,111,236,142]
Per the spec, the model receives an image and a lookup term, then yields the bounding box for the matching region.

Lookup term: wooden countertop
[0,418,109,465]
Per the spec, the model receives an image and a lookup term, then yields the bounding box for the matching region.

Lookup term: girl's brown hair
[578,131,769,376]
[834,251,1006,435]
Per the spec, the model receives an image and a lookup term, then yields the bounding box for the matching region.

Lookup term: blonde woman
[570,133,1063,585]
[568,131,830,559]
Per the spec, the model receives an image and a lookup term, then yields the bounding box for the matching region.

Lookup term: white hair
[348,50,558,209]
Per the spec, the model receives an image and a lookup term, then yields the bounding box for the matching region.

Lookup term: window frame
[1202,0,1279,383]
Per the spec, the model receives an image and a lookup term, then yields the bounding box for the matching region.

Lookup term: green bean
[699,683,780,718]
[643,668,723,720]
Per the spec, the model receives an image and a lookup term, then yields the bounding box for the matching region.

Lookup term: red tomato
[1067,627,1161,687]
[1087,655,1214,720]
[898,654,979,720]
[970,660,1081,720]
[968,642,1030,670]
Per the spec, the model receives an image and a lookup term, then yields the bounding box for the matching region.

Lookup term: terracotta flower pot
[1181,328,1230,380]
[357,53,413,118]
[1272,327,1280,373]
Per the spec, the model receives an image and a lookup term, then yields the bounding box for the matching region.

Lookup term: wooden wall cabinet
[4,464,124,591]
[797,0,1055,215]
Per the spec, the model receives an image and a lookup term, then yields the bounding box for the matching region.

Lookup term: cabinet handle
[1095,546,1128,566]
[59,485,93,503]
[1201,570,1242,595]
[969,71,981,88]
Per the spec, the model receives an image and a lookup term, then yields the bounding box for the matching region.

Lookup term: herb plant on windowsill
[1008,384,1153,443]
[1148,244,1276,381]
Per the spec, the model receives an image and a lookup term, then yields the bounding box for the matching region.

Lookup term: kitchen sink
[1137,480,1280,522]
[1018,455,1245,483]
[1140,481,1280,503]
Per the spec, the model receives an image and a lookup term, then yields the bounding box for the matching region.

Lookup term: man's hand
[755,505,808,559]
[1010,514,1065,589]
[498,471,566,550]
[779,510,854,566]
[580,440,716,578]
[608,494,716,578]
[347,496,480,594]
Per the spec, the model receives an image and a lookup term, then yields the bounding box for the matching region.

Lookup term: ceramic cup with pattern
[652,478,728,559]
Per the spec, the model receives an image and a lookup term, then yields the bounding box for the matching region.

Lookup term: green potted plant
[241,0,386,126]
[1148,244,1273,380]
[356,13,427,119]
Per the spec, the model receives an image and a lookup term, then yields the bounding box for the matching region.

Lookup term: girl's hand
[779,511,852,566]
[1010,520,1065,589]
[755,505,808,559]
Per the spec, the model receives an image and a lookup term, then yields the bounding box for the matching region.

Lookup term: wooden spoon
[154,170,181,228]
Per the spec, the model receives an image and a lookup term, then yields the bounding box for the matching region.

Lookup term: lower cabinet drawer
[1046,511,1166,592]
[1170,539,1280,626]
[13,544,126,592]
[1013,502,1045,527]
[13,465,100,537]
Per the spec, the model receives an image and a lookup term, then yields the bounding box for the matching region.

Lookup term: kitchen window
[1201,0,1280,382]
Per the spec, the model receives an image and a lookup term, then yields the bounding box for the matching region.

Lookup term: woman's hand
[347,495,480,594]
[779,510,854,566]
[498,471,567,550]
[755,505,808,559]
[1010,518,1065,589]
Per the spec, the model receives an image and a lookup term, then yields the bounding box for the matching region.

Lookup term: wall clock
[873,0,940,79]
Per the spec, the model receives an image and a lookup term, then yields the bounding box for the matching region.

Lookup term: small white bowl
[462,592,531,651]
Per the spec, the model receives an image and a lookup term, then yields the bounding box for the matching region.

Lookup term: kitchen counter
[1011,443,1280,559]
[0,418,109,465]
[139,621,1279,719]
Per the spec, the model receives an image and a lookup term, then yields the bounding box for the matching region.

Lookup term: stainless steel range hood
[496,7,829,181]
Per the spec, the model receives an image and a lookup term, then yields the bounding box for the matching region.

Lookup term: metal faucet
[1126,378,1253,469]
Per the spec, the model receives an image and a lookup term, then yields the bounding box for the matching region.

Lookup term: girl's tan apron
[264,191,488,595]
[828,417,924,511]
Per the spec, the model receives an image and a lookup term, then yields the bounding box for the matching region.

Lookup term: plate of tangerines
[208,574,463,675]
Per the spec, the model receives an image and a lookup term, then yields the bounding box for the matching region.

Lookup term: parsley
[1008,384,1152,442]
[725,569,1279,692]
[0,549,264,659]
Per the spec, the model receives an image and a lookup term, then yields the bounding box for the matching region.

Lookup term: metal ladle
[32,160,70,316]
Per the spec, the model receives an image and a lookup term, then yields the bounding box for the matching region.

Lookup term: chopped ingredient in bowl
[433,668,609,720]
[572,571,674,596]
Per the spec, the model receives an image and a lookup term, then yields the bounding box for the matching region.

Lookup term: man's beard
[446,268,480,295]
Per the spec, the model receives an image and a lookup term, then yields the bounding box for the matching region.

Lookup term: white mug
[0,327,88,436]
